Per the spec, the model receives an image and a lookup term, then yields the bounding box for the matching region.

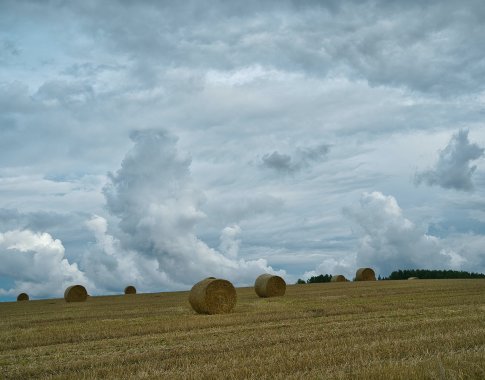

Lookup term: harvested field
[0,279,484,379]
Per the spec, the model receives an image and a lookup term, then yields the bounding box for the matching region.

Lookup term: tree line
[383,269,485,280]
[296,269,485,284]
[297,274,332,284]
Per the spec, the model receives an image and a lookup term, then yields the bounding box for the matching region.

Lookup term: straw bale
[331,275,347,282]
[254,274,286,297]
[355,267,376,281]
[64,285,88,302]
[189,277,236,314]
[124,285,137,294]
[17,293,29,301]
[408,277,419,280]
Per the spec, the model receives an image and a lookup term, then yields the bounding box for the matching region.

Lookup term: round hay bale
[64,285,88,302]
[17,293,29,301]
[189,277,237,314]
[124,285,137,294]
[331,275,347,282]
[408,277,419,280]
[254,274,286,298]
[355,267,376,281]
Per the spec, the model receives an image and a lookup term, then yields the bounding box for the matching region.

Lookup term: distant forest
[383,269,485,280]
[296,269,485,284]
[297,274,332,284]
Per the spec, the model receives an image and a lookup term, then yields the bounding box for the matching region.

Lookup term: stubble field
[1,279,484,379]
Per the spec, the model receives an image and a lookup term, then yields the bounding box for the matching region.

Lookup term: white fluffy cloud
[82,215,169,293]
[0,230,89,298]
[98,130,284,289]
[302,256,356,281]
[219,225,242,259]
[346,191,466,276]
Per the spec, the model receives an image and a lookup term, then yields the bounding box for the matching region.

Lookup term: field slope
[1,279,484,379]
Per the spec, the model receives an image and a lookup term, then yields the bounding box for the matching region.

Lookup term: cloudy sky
[1,0,485,301]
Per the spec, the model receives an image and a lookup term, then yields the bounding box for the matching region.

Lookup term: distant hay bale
[355,267,376,281]
[408,277,419,280]
[254,274,286,298]
[124,285,137,294]
[64,285,88,302]
[331,275,347,282]
[189,277,237,314]
[17,293,29,301]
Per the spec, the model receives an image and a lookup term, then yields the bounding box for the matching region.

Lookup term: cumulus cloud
[101,129,283,288]
[81,215,169,293]
[415,130,484,191]
[261,144,330,173]
[0,230,89,298]
[449,233,485,271]
[345,191,466,276]
[303,256,356,281]
[219,225,242,259]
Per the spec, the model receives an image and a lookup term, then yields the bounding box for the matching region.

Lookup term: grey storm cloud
[262,151,293,172]
[415,130,484,191]
[3,1,485,94]
[62,63,124,78]
[0,39,19,60]
[262,144,330,173]
[43,0,485,96]
[0,208,84,235]
[35,80,95,105]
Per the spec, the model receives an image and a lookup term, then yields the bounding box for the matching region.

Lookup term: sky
[1,0,485,301]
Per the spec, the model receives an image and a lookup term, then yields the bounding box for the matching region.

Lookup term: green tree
[384,269,485,280]
[306,274,332,283]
